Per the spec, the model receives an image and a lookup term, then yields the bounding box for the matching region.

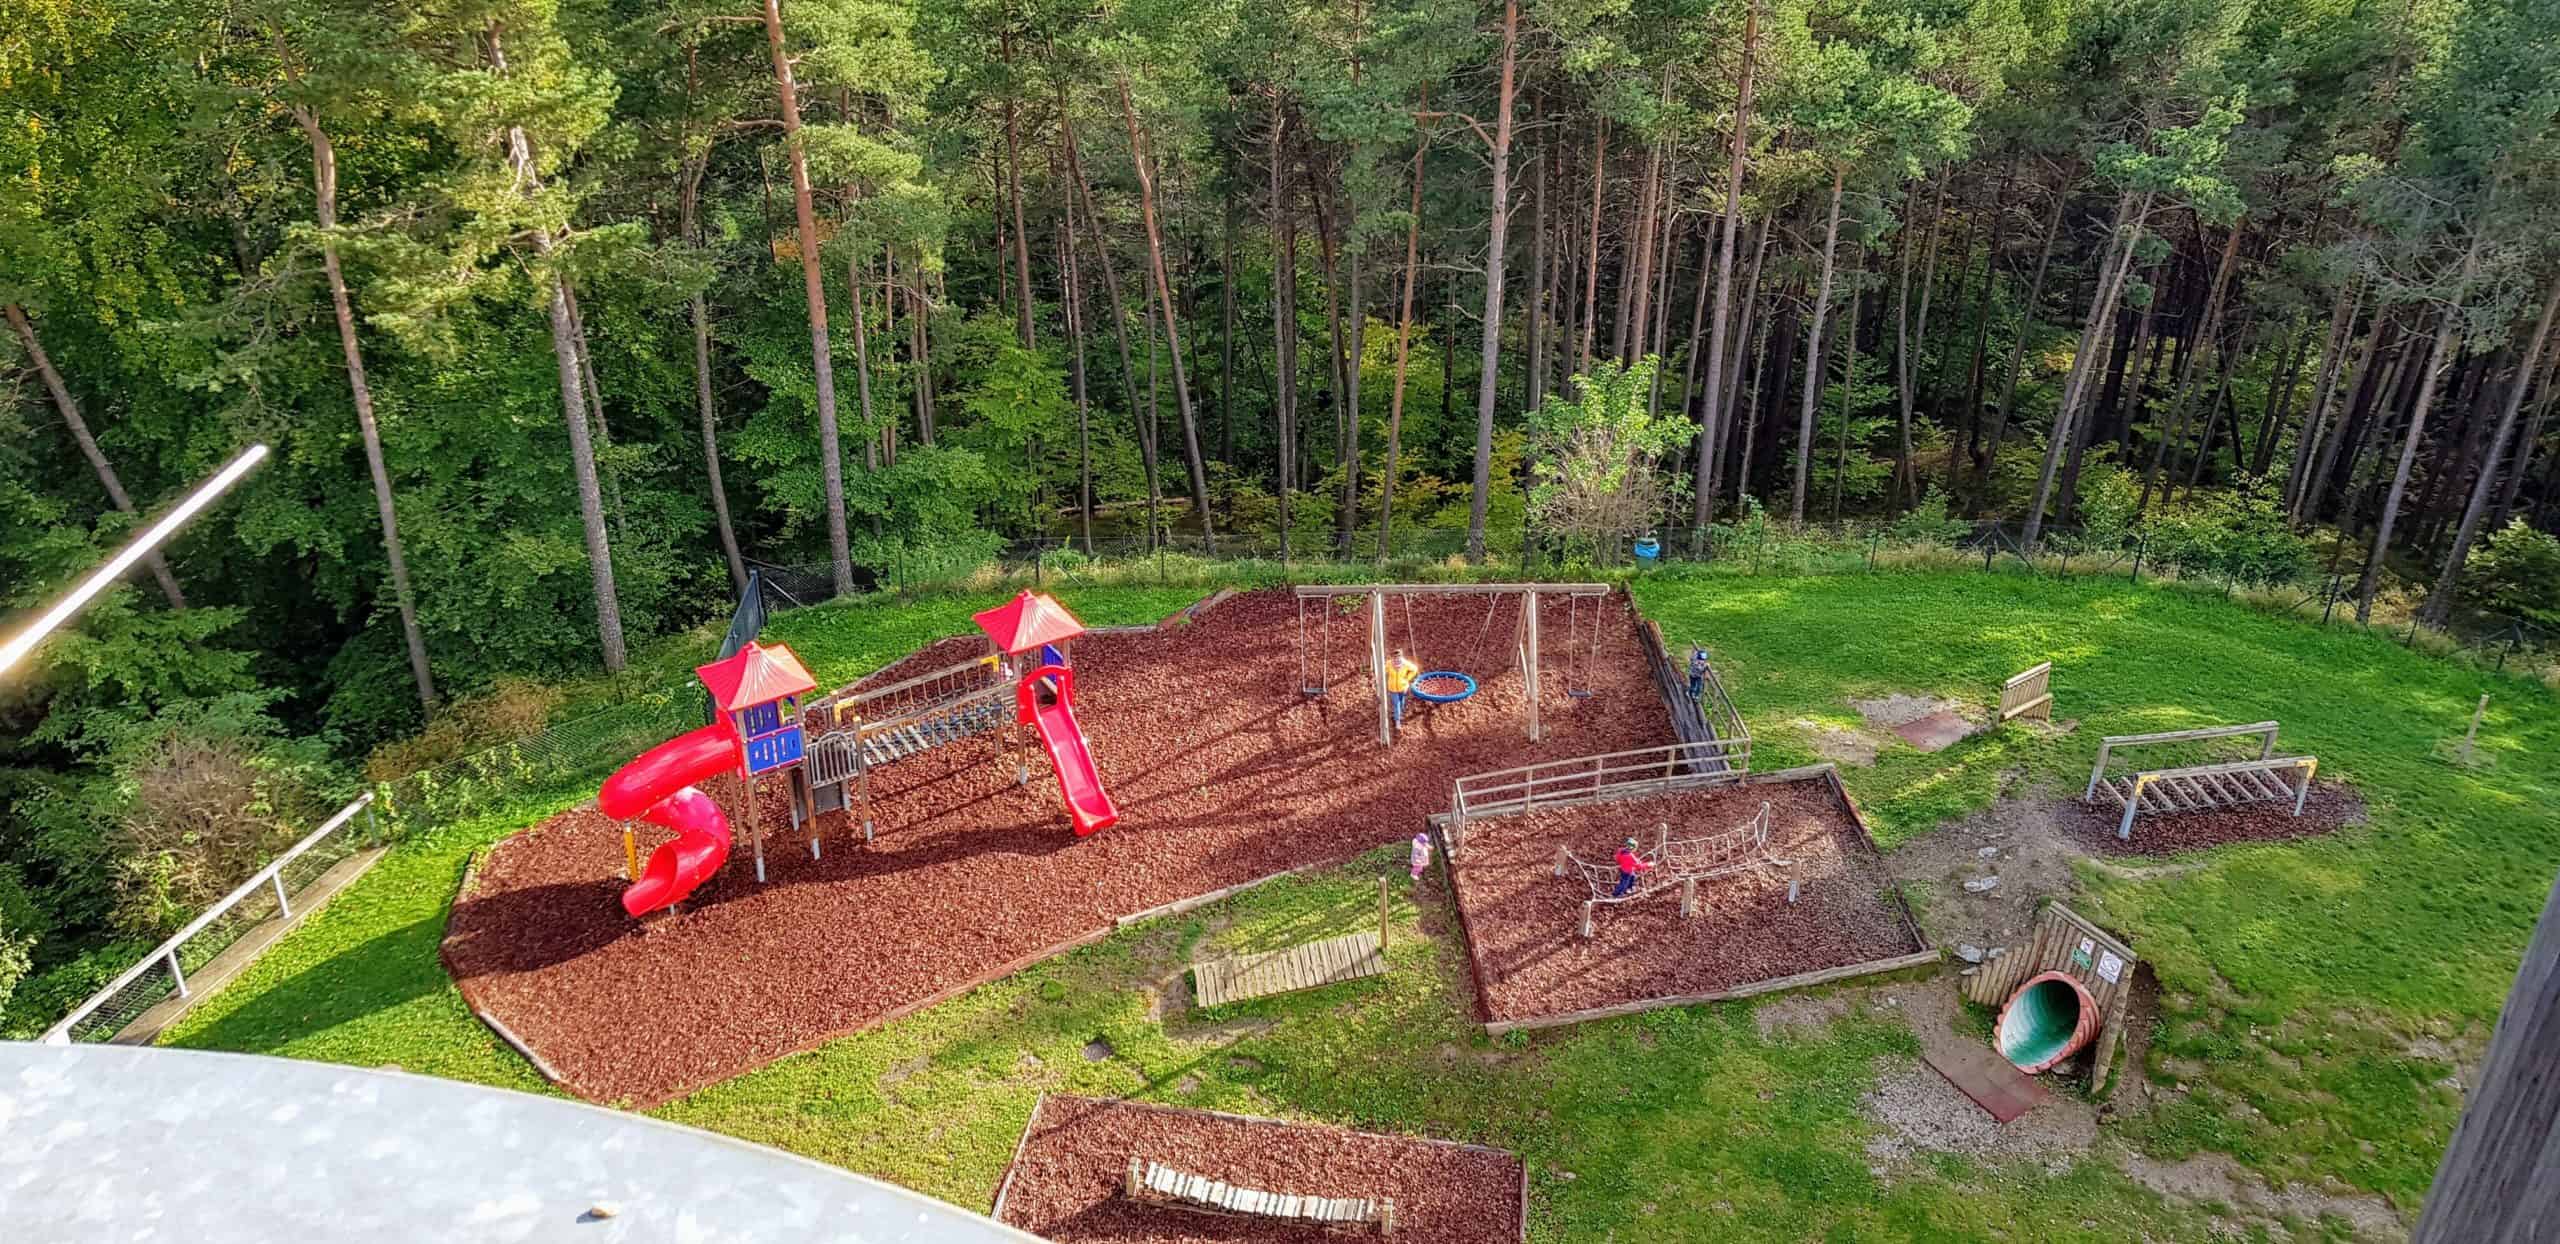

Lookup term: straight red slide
[600,723,739,916]
[1017,665,1119,837]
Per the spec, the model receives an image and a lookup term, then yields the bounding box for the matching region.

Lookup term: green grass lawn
[159,568,2560,1241]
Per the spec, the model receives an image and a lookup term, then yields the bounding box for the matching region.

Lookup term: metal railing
[42,793,380,1045]
[1445,739,1752,855]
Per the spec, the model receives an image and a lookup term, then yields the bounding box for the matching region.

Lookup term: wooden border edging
[1482,950,1946,1037]
[989,1091,1047,1219]
[472,1006,566,1085]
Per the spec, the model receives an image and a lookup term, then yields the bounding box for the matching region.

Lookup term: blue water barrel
[1632,537,1661,562]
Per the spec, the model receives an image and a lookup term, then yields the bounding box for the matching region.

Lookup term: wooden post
[2412,867,2560,1242]
[1370,589,1391,746]
[748,769,767,882]
[1524,590,1542,742]
[1681,877,1698,917]
[2464,693,2489,762]
[2085,741,2113,800]
[1579,900,1595,939]
[2294,759,2315,816]
[1378,875,1389,953]
[622,824,637,881]
[1552,845,1568,877]
[1126,1155,1142,1198]
[2117,776,2142,841]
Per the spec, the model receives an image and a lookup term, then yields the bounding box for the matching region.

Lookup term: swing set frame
[1293,583,1612,745]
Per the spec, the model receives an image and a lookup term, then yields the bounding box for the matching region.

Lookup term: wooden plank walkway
[1128,1157,1392,1231]
[1191,930,1386,1008]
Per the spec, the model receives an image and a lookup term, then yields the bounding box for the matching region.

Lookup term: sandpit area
[441,589,1674,1105]
[1446,773,1930,1032]
[992,1094,1525,1243]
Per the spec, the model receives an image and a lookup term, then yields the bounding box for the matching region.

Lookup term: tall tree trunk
[1981,185,2066,491]
[1380,115,1429,563]
[1269,109,1298,557]
[7,304,188,609]
[1715,218,1773,505]
[1960,162,2017,472]
[2306,311,2395,524]
[679,151,749,593]
[1118,77,1217,551]
[490,28,624,671]
[1059,210,1095,552]
[2357,235,2483,623]
[1831,273,1865,522]
[2141,221,2245,511]
[2023,190,2148,548]
[1792,167,1847,524]
[1001,32,1035,349]
[2285,276,2364,515]
[1526,138,1549,413]
[1221,189,1238,468]
[1693,0,1757,532]
[1059,101,1158,542]
[1623,72,1671,364]
[2424,272,2560,623]
[1463,0,1520,562]
[761,0,853,595]
[2491,351,2559,527]
[2249,316,2311,477]
[1579,120,1606,370]
[289,108,434,709]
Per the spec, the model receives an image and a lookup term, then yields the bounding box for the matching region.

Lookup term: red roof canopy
[695,640,817,710]
[972,590,1087,655]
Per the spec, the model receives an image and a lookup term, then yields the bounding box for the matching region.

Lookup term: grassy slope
[162,570,2560,1239]
[1631,566,2560,1204]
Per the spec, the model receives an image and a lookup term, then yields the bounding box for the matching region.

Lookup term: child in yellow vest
[1387,650,1422,727]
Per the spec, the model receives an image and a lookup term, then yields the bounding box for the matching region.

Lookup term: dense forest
[3,0,2557,1018]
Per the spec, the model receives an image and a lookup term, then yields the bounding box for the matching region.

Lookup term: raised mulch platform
[992,1094,1525,1243]
[1446,768,1933,1034]
[440,589,1675,1105]
[2061,781,2364,856]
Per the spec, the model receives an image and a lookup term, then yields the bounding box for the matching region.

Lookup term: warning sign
[2071,936,2095,970]
[2098,950,2125,984]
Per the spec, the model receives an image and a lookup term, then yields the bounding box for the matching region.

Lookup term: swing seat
[1411,671,1477,703]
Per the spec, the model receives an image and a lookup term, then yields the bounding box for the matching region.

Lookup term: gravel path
[442,589,1674,1105]
[1449,778,1924,1025]
[994,1095,1524,1243]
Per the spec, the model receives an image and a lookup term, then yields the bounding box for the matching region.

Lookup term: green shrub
[2460,519,2560,627]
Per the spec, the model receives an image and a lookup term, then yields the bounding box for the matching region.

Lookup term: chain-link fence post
[1866,526,1880,572]
[2323,575,2340,625]
[2131,530,2146,582]
[2499,622,2520,672]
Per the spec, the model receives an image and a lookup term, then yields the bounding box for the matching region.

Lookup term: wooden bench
[1128,1157,1395,1233]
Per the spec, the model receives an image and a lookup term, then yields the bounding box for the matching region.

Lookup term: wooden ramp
[1923,1041,2050,1124]
[1191,931,1386,1008]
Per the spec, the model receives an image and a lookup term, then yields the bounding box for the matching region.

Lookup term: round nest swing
[1410,671,1478,704]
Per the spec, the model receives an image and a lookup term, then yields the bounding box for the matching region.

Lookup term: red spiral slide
[1017,665,1118,837]
[600,723,739,917]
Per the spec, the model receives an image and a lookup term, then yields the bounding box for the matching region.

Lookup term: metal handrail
[41,792,376,1045]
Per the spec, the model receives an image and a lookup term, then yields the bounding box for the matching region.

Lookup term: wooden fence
[1960,901,2141,1092]
[1440,739,1751,858]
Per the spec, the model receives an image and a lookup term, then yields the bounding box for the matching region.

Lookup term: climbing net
[1557,801,1785,907]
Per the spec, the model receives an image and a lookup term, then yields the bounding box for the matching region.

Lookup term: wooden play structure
[2084,721,2318,840]
[1959,902,2141,1084]
[1189,878,1391,1007]
[1999,661,2054,724]
[801,590,1119,842]
[1556,801,1788,936]
[1293,583,1611,744]
[803,653,1023,841]
[1125,1157,1396,1233]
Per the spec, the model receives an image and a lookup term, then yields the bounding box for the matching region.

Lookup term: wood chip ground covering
[1449,778,1924,1025]
[995,1094,1524,1243]
[441,589,1673,1105]
[2061,781,2363,856]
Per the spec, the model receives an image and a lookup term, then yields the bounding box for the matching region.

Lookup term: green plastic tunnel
[1995,970,2100,1073]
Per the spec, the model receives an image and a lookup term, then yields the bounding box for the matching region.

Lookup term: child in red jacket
[1612,837,1654,897]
